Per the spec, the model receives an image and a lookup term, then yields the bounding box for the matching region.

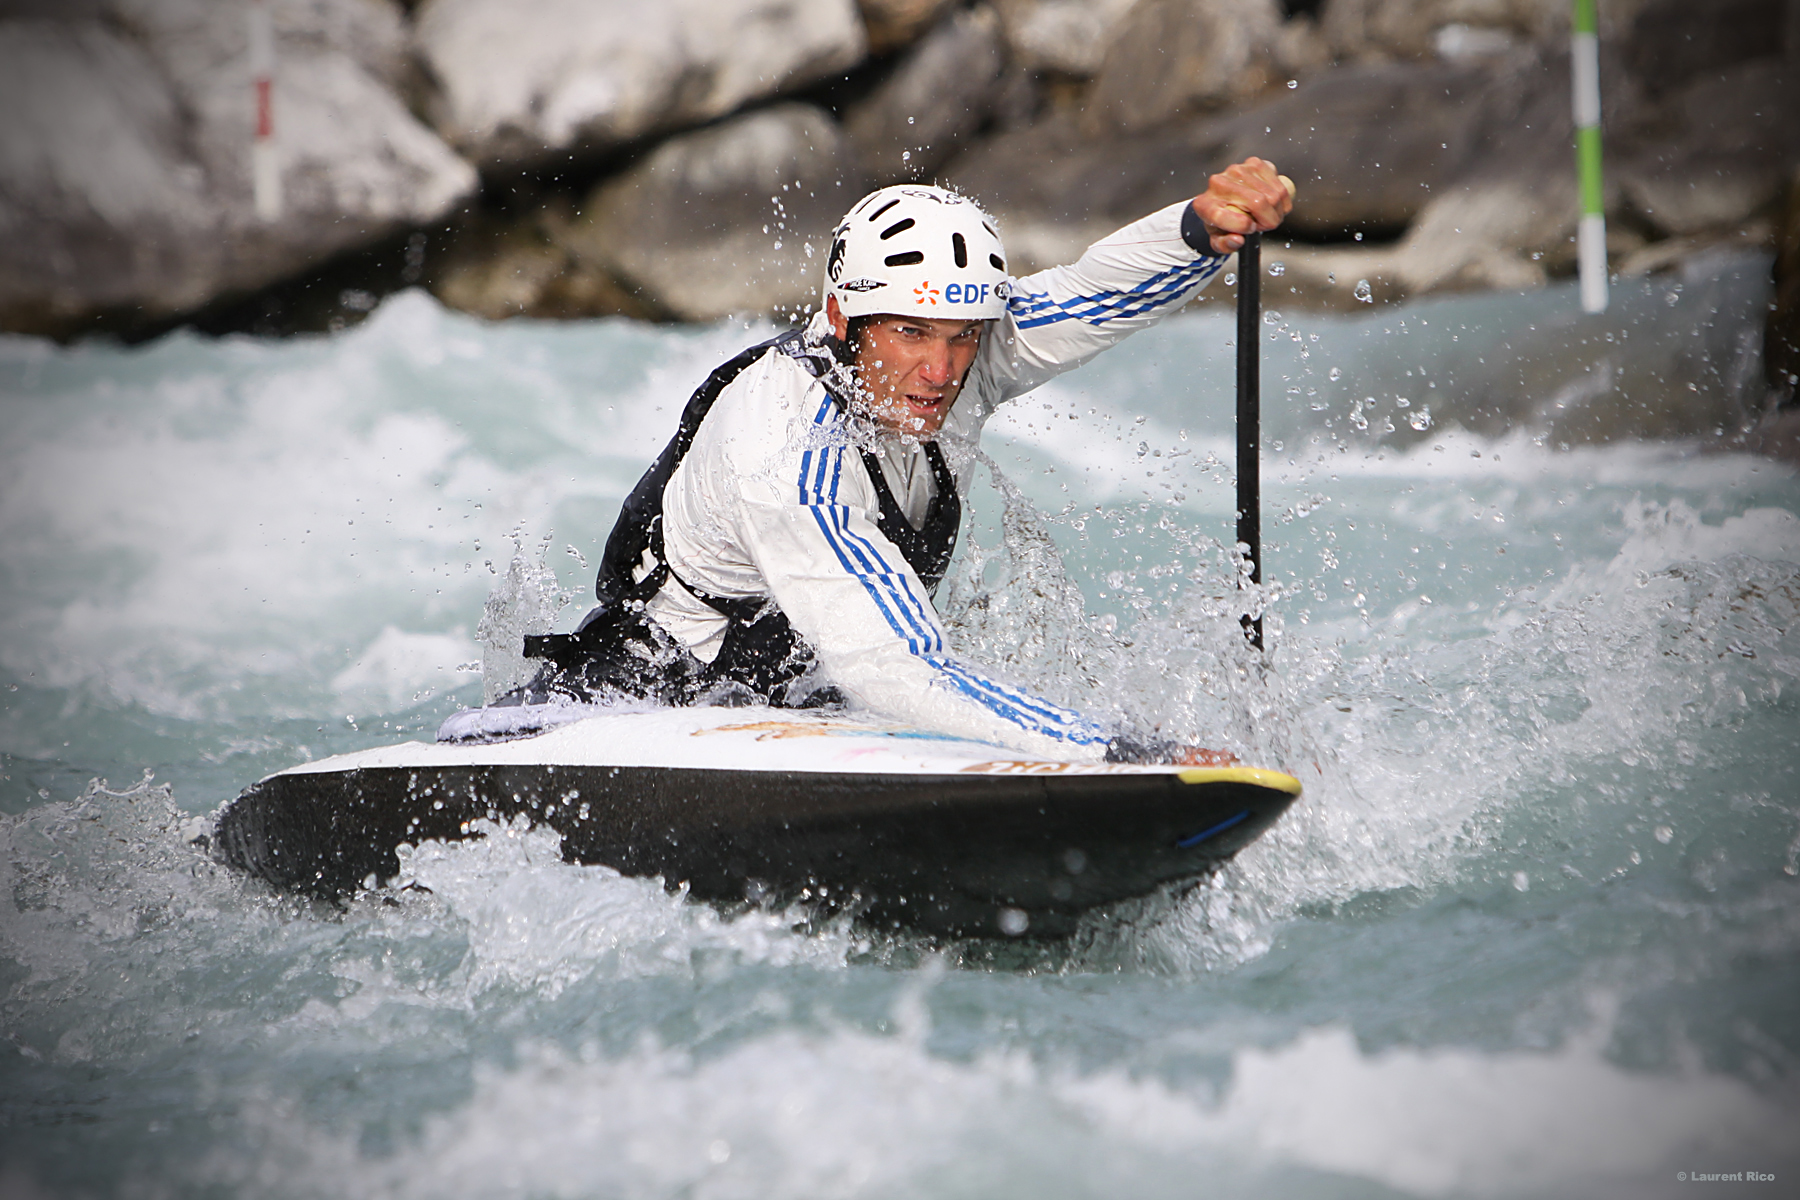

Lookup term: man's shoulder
[691,336,844,475]
[712,336,836,422]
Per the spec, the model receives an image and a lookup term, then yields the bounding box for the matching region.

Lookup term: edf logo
[944,283,990,304]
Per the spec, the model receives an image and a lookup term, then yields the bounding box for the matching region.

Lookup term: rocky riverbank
[4,0,1797,400]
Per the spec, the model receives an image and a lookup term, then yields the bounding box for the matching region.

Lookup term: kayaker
[519,159,1295,762]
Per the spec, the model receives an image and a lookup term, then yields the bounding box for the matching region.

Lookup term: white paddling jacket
[600,200,1225,760]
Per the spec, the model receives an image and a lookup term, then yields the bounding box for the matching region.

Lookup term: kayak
[213,705,1302,939]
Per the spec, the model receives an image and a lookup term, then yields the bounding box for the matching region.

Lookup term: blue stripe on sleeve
[1009,257,1220,330]
[925,655,1110,745]
[788,378,1104,746]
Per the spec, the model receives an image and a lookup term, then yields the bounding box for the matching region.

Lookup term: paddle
[1236,231,1263,650]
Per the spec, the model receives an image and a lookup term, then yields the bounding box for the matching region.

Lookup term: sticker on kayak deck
[958,760,1141,775]
[696,719,949,742]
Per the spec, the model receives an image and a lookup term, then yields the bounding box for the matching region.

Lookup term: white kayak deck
[280,704,1301,794]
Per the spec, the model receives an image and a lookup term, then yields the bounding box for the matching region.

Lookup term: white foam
[193,1003,1799,1200]
[330,624,482,711]
[394,820,855,995]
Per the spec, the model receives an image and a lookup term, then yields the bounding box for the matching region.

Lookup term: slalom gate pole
[1572,0,1607,313]
[1236,231,1264,651]
[249,2,282,223]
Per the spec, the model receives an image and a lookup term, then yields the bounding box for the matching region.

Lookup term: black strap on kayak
[1237,231,1263,650]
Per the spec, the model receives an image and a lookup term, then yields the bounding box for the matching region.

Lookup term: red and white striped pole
[249,3,282,222]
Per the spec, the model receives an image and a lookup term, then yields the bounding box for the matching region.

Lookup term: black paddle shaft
[1236,233,1264,650]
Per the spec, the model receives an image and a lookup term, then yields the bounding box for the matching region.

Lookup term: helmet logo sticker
[840,278,887,292]
[827,236,847,282]
[914,281,940,305]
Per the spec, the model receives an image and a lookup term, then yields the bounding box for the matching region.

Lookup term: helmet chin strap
[822,330,856,367]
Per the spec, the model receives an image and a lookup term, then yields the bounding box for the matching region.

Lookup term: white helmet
[823,185,1010,321]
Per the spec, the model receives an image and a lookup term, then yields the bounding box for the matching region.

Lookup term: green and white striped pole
[1572,0,1607,313]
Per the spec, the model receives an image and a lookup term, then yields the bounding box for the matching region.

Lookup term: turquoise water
[2,256,1796,1198]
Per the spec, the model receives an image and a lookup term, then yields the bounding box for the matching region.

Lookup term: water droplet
[1353,279,1374,303]
[998,907,1029,936]
[1512,871,1529,892]
[1409,409,1432,431]
[1268,261,1285,276]
[1328,366,1342,381]
[1287,78,1298,88]
[1654,825,1674,844]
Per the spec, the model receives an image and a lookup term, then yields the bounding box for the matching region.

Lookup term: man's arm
[730,401,1115,760]
[960,158,1295,419]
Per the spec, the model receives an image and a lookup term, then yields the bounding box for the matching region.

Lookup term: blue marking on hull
[1176,809,1249,849]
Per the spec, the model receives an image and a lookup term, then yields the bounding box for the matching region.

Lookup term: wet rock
[0,2,475,337]
[1213,60,1501,238]
[0,20,217,331]
[1383,47,1648,295]
[856,0,959,53]
[940,114,1229,272]
[1318,0,1569,62]
[844,6,1006,184]
[947,56,1524,258]
[415,0,867,171]
[1389,177,1572,293]
[561,104,869,322]
[430,204,666,321]
[1616,59,1799,237]
[992,0,1141,76]
[1086,0,1283,130]
[1271,14,1334,76]
[1622,0,1788,96]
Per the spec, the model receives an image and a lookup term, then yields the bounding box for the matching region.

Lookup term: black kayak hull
[215,759,1298,939]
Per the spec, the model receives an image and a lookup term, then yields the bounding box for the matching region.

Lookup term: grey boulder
[844,5,1006,185]
[1214,59,1505,238]
[1616,58,1798,237]
[856,0,960,53]
[992,0,1142,76]
[415,0,868,170]
[0,0,475,335]
[1086,0,1283,132]
[561,104,869,322]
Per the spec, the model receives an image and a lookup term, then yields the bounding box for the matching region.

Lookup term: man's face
[840,310,984,437]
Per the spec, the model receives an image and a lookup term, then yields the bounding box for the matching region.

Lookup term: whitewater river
[2,254,1796,1198]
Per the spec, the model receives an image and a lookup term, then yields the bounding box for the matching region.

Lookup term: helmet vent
[951,232,968,268]
[883,250,925,267]
[868,198,902,222]
[990,254,1005,271]
[879,218,915,240]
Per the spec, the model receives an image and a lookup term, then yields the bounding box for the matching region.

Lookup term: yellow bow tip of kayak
[1175,766,1303,795]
